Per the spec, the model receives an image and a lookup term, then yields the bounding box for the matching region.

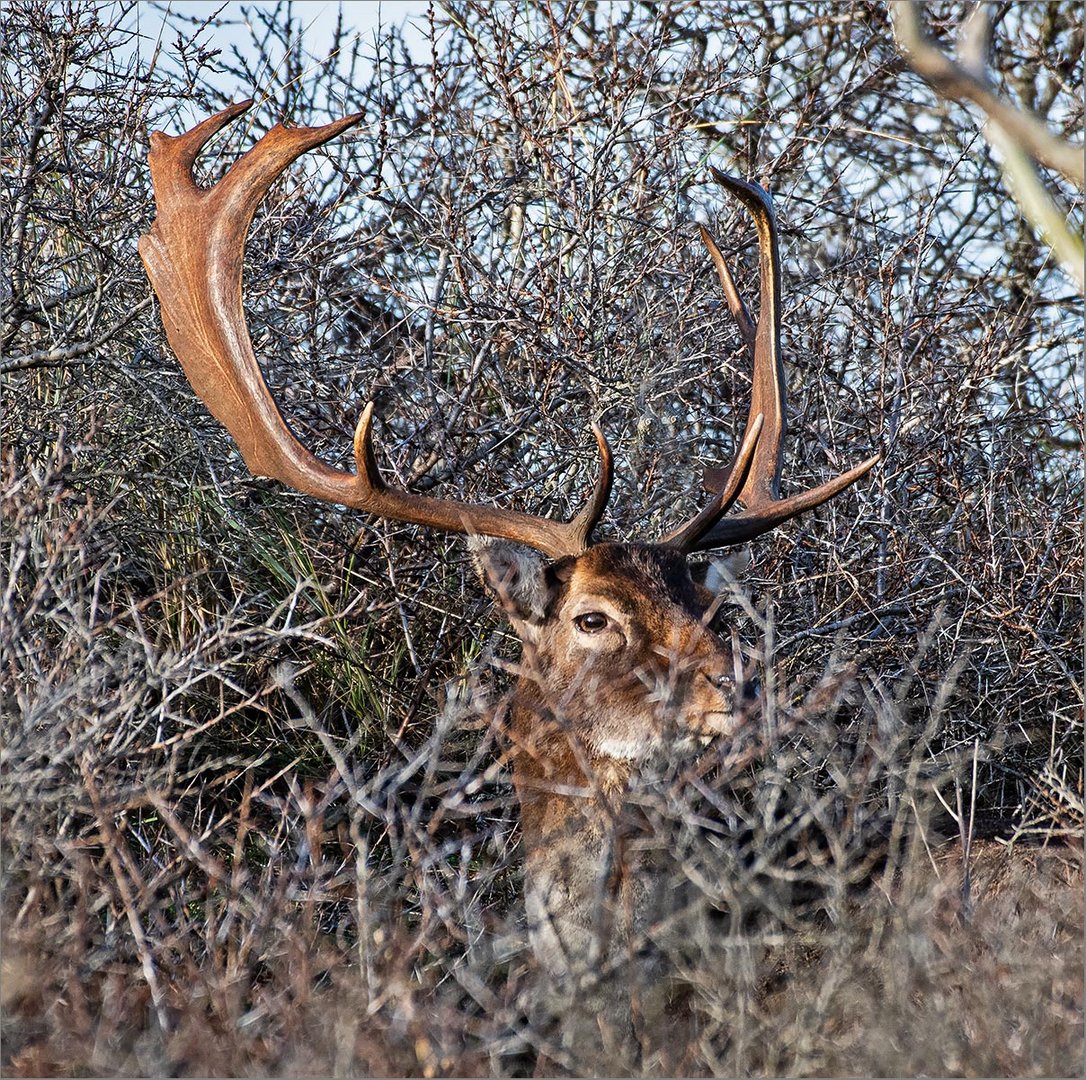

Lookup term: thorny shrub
[2,1,1082,1076]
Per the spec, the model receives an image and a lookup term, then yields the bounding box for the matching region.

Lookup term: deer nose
[703,667,760,704]
[703,669,735,693]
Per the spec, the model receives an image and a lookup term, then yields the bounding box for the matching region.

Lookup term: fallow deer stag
[139,102,879,1068]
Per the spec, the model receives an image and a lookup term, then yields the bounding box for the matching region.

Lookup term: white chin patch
[593,736,652,760]
[696,709,739,738]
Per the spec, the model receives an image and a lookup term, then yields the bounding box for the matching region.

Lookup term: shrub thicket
[2,2,1081,1075]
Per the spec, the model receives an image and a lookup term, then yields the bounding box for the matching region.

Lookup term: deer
[138,101,888,1070]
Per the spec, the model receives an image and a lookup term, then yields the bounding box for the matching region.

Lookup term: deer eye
[574,612,609,634]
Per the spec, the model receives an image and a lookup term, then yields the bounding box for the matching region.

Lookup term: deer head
[138,99,876,777]
[474,538,755,762]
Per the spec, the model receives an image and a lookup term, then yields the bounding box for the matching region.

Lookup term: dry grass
[2,1,1082,1076]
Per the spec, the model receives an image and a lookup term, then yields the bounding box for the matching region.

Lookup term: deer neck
[507,683,636,838]
[505,682,666,1007]
[504,676,650,938]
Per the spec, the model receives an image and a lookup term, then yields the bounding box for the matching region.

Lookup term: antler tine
[663,169,878,553]
[658,413,763,551]
[139,101,613,562]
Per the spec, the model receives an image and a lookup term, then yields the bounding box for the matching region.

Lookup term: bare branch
[891,1,1084,294]
[0,296,154,373]
[890,1,1085,184]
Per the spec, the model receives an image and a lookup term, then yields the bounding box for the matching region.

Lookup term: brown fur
[475,541,752,1069]
[474,541,1084,1074]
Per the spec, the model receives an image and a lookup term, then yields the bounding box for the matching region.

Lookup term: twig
[81,758,173,1037]
[1,296,155,374]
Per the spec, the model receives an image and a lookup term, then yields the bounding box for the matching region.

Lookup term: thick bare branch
[890,1,1084,185]
[891,2,1084,293]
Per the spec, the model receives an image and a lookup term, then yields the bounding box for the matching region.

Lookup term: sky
[130,1,433,107]
[136,1,432,51]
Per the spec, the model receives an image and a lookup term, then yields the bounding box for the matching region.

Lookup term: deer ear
[693,548,752,594]
[470,538,555,639]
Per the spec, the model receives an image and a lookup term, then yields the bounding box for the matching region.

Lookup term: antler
[138,100,613,561]
[662,170,878,553]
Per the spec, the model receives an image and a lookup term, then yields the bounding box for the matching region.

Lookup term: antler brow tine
[139,101,613,561]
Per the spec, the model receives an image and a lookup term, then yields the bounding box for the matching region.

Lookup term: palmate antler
[138,101,612,561]
[661,171,879,552]
[139,102,875,560]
